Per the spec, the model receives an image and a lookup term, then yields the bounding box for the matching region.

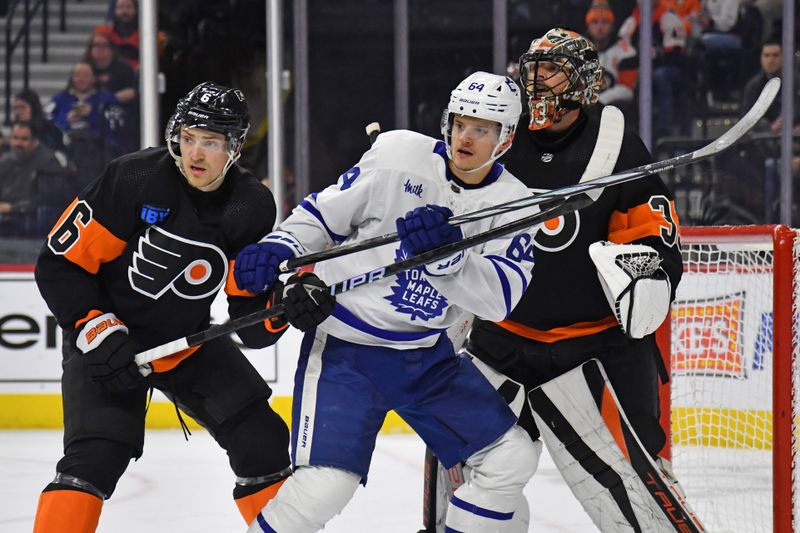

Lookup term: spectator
[48,62,122,189]
[94,0,165,70]
[14,88,66,154]
[585,0,639,108]
[742,39,800,222]
[620,0,701,137]
[0,121,69,237]
[696,0,762,101]
[84,29,139,153]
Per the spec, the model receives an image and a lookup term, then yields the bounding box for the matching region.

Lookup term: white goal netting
[668,226,800,533]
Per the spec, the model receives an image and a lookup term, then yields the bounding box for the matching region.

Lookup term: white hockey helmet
[441,71,522,170]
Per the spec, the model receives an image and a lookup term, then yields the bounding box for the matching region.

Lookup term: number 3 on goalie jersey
[506,233,536,263]
[648,195,678,247]
[47,200,93,254]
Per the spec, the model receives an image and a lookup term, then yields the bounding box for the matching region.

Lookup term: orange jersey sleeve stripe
[74,309,104,329]
[150,344,202,373]
[225,260,253,297]
[607,200,679,244]
[50,200,128,274]
[495,316,618,343]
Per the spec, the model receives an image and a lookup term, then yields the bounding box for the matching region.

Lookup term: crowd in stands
[0,0,798,241]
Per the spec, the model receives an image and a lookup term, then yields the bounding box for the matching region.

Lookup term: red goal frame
[656,225,798,533]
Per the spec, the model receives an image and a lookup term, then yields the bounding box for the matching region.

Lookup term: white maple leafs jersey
[270,130,539,349]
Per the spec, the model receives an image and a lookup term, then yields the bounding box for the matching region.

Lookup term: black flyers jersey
[475,108,682,343]
[35,147,280,369]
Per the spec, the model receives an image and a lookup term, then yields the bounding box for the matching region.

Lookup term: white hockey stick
[134,78,780,367]
[279,77,780,272]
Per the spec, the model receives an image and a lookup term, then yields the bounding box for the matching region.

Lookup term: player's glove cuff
[74,313,144,393]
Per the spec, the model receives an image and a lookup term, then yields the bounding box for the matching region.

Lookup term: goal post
[656,225,800,533]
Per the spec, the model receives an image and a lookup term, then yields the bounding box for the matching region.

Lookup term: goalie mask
[519,28,603,130]
[166,81,250,189]
[440,71,522,172]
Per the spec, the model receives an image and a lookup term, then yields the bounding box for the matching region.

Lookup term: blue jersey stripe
[450,495,515,521]
[299,199,347,243]
[332,304,444,342]
[486,254,529,294]
[486,257,512,317]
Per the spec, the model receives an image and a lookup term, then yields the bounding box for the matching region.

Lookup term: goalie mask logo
[128,226,227,300]
[385,246,448,321]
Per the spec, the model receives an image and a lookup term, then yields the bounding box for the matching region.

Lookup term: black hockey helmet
[518,27,602,130]
[165,81,250,154]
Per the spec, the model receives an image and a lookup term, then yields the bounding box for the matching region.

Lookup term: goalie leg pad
[445,425,540,532]
[248,465,360,533]
[528,359,705,533]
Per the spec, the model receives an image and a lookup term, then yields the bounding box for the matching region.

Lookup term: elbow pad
[588,241,672,339]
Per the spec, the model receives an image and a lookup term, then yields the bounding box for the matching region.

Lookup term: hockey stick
[366,121,381,145]
[134,78,779,366]
[279,77,781,272]
[133,195,577,366]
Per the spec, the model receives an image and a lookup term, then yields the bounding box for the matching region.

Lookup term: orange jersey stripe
[74,309,104,329]
[225,260,252,297]
[607,199,679,244]
[495,316,618,343]
[601,384,631,463]
[150,344,202,373]
[616,69,638,90]
[50,199,127,274]
[34,489,102,533]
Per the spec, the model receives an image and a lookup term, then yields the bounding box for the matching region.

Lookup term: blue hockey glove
[396,205,463,255]
[281,271,336,332]
[234,241,295,294]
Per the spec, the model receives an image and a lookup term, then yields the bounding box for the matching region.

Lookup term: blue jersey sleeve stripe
[486,258,512,317]
[486,254,529,294]
[332,304,444,342]
[299,199,347,243]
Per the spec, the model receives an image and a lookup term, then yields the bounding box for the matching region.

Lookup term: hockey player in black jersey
[32,82,335,532]
[420,29,701,532]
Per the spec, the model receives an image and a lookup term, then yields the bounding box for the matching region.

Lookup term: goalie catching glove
[73,312,145,393]
[588,241,671,339]
[280,271,336,332]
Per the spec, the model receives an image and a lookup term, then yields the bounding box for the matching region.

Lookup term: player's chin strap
[166,138,241,192]
[528,359,705,533]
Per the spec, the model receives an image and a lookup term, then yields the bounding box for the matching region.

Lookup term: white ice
[0,429,597,532]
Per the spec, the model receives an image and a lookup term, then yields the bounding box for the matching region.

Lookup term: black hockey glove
[281,272,336,332]
[73,313,145,393]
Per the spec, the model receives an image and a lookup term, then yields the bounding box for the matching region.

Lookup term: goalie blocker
[528,359,705,532]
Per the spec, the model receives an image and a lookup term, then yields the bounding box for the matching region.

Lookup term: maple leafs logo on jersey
[128,226,227,300]
[384,246,448,321]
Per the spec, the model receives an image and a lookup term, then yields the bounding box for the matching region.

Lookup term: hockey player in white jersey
[234,71,542,532]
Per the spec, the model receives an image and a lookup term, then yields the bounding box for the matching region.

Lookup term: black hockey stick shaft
[135,195,582,365]
[281,77,780,272]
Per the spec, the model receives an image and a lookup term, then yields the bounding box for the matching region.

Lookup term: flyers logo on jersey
[128,226,227,300]
[534,212,580,253]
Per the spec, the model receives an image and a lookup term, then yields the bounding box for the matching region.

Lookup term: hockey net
[660,225,800,533]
